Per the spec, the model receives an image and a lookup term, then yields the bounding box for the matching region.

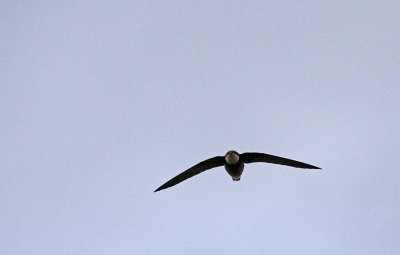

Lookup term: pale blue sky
[2,1,400,254]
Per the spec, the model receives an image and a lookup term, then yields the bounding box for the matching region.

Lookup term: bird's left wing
[241,152,320,169]
[154,156,225,192]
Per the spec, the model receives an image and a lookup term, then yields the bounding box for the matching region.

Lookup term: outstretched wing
[240,152,320,169]
[154,156,225,192]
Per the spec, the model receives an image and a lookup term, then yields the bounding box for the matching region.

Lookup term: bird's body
[154,150,320,192]
[224,150,244,181]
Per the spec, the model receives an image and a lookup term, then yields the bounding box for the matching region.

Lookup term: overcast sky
[2,1,400,254]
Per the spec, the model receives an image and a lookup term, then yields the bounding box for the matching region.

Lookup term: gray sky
[2,1,399,254]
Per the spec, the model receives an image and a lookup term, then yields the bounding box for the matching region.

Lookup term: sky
[1,1,400,254]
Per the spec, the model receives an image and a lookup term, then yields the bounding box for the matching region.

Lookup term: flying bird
[154,150,321,192]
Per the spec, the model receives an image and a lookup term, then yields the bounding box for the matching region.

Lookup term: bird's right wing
[241,152,320,169]
[154,156,225,192]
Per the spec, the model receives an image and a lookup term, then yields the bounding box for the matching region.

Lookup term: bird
[154,150,321,192]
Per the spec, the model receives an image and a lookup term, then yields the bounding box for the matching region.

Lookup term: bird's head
[225,150,239,165]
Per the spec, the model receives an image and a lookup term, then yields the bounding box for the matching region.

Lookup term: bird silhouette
[154,150,321,192]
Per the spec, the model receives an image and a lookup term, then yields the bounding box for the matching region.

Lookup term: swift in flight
[155,150,320,192]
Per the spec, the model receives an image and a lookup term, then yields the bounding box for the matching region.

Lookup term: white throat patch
[225,153,239,164]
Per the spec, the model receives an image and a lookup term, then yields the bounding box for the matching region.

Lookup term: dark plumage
[154,150,321,192]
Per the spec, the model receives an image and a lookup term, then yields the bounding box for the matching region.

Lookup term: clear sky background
[2,1,399,254]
